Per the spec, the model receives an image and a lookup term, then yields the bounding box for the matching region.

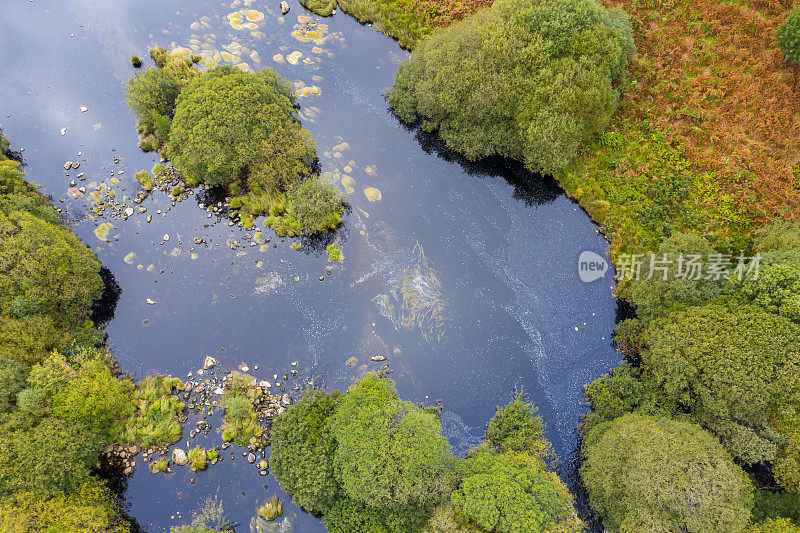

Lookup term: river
[0,0,619,530]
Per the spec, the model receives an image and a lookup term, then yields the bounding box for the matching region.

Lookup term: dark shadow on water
[396,120,562,206]
[91,266,122,326]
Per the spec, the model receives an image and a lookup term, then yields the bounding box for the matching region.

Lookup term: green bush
[724,251,800,323]
[322,497,425,533]
[0,478,129,532]
[329,373,457,509]
[755,219,800,252]
[16,387,48,419]
[485,392,550,457]
[0,210,103,327]
[286,178,345,234]
[388,0,634,175]
[580,361,676,436]
[644,304,800,473]
[777,7,800,65]
[167,66,309,187]
[0,357,30,413]
[452,448,581,533]
[0,417,103,498]
[581,414,753,533]
[270,389,341,514]
[752,489,800,525]
[123,67,181,129]
[300,0,337,16]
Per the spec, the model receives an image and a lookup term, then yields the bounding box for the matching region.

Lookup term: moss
[149,457,169,473]
[131,56,142,68]
[300,0,337,16]
[258,496,283,521]
[134,171,156,191]
[187,446,208,471]
[207,449,219,461]
[326,243,343,262]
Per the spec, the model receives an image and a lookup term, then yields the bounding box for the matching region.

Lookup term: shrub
[0,478,129,532]
[150,457,169,473]
[16,387,48,419]
[755,218,800,252]
[135,170,157,191]
[388,0,634,175]
[0,356,30,412]
[326,243,343,262]
[644,304,800,472]
[167,66,307,187]
[270,389,341,514]
[187,447,208,470]
[0,210,103,327]
[286,178,345,234]
[300,0,337,16]
[117,375,185,447]
[329,373,458,509]
[485,392,550,458]
[123,67,181,129]
[452,447,581,533]
[0,417,103,498]
[422,505,481,533]
[777,8,800,68]
[627,232,724,322]
[322,497,425,533]
[0,314,71,364]
[580,414,753,533]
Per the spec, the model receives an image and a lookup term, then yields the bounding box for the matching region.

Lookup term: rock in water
[369,355,387,362]
[172,448,189,466]
[203,356,217,370]
[247,453,256,464]
[280,0,290,14]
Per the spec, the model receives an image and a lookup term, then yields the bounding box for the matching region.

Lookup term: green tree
[644,304,800,469]
[485,392,550,457]
[167,66,312,187]
[580,414,753,533]
[123,67,181,128]
[0,210,103,327]
[627,232,723,322]
[0,478,129,533]
[286,178,345,234]
[270,389,341,514]
[329,373,457,509]
[451,447,581,533]
[777,7,800,86]
[0,416,103,498]
[724,251,800,323]
[0,357,29,413]
[388,0,634,175]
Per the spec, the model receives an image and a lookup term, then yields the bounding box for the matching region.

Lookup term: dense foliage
[269,389,341,514]
[777,7,800,66]
[581,414,754,533]
[125,58,346,234]
[272,376,580,532]
[388,0,634,175]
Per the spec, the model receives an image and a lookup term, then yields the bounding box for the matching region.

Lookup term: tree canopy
[388,0,634,175]
[581,414,753,533]
[167,66,313,188]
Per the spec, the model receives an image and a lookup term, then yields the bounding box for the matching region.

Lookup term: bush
[16,387,48,419]
[300,0,337,16]
[322,497,425,533]
[777,7,800,65]
[167,66,308,187]
[581,414,753,533]
[0,210,103,327]
[270,389,341,514]
[286,178,345,234]
[485,392,550,458]
[0,357,30,413]
[0,314,71,364]
[329,373,457,509]
[627,232,723,322]
[452,448,581,533]
[123,67,181,129]
[754,218,800,252]
[0,478,129,532]
[187,447,208,470]
[388,0,634,175]
[0,417,103,498]
[644,304,800,473]
[580,361,676,436]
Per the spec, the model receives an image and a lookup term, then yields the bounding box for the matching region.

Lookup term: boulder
[172,447,189,466]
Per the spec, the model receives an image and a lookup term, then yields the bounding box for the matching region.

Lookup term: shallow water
[0,1,619,530]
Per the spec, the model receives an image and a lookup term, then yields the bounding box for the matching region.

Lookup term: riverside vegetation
[377,0,800,530]
[270,373,582,533]
[124,48,346,236]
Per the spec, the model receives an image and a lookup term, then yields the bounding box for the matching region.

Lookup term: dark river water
[0,1,619,530]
